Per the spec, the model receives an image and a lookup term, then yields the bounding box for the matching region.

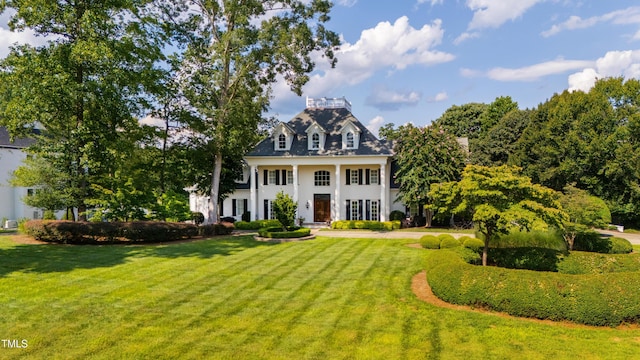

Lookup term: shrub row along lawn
[2,236,640,359]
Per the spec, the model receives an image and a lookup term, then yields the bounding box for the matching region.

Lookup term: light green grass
[393,227,475,234]
[1,235,639,359]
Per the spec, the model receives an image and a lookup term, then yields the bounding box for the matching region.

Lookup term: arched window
[278,133,286,149]
[314,170,330,186]
[346,132,354,148]
[311,133,320,149]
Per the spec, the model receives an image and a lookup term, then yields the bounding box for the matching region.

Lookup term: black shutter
[378,169,381,185]
[358,169,363,185]
[346,200,351,221]
[264,200,269,220]
[243,199,248,216]
[365,169,370,185]
[358,200,363,220]
[281,169,287,185]
[376,200,380,221]
[263,170,268,185]
[255,170,259,189]
[232,199,237,216]
[220,199,224,216]
[346,169,351,185]
[275,170,280,185]
[365,200,370,220]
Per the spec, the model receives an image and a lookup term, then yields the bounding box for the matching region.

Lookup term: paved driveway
[598,230,640,245]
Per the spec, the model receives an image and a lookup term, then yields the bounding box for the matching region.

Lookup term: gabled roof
[304,120,327,134]
[272,122,295,137]
[248,108,393,157]
[0,127,36,149]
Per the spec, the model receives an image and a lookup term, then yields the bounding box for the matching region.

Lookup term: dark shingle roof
[0,127,36,149]
[247,108,392,157]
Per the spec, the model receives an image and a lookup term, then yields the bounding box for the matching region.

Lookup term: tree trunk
[424,208,433,228]
[208,151,223,224]
[482,230,491,266]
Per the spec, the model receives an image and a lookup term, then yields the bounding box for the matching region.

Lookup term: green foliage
[271,192,298,231]
[461,237,484,252]
[488,247,562,271]
[192,212,205,226]
[389,210,405,221]
[432,102,488,139]
[492,230,567,252]
[559,184,611,228]
[392,124,467,209]
[558,252,640,274]
[42,210,57,220]
[426,250,640,326]
[151,190,192,222]
[437,234,460,248]
[235,219,282,230]
[420,235,440,249]
[471,108,530,166]
[330,220,400,231]
[609,237,633,254]
[429,164,568,265]
[257,227,311,239]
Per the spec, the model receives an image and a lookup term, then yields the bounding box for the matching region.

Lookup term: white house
[189,97,406,224]
[0,127,41,226]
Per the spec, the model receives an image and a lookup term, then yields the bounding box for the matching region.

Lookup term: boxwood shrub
[425,250,640,326]
[235,219,282,230]
[461,237,484,252]
[609,236,633,254]
[22,220,232,244]
[330,220,401,231]
[438,234,460,248]
[488,247,563,272]
[420,235,440,249]
[257,227,311,238]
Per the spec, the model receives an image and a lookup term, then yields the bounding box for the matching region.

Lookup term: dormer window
[305,121,326,151]
[311,133,320,149]
[278,133,286,149]
[346,132,354,148]
[272,122,294,151]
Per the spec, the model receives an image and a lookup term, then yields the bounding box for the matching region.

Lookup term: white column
[380,163,387,221]
[292,165,299,204]
[250,165,257,221]
[334,164,341,221]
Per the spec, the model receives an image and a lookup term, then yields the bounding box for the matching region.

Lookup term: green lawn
[1,235,639,359]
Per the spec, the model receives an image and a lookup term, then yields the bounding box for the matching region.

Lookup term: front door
[313,194,331,222]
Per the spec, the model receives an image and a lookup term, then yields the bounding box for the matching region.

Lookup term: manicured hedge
[573,231,633,254]
[235,219,282,230]
[23,220,233,244]
[257,227,311,238]
[330,220,401,231]
[460,236,484,252]
[557,251,640,275]
[420,235,440,249]
[425,250,640,326]
[438,234,460,248]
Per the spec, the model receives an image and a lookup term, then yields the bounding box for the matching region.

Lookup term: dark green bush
[426,250,640,326]
[241,211,251,222]
[43,210,57,220]
[492,230,566,252]
[257,227,311,238]
[235,219,282,230]
[420,235,440,249]
[389,210,405,221]
[461,237,484,252]
[191,212,205,225]
[488,247,562,272]
[573,229,610,253]
[22,220,224,244]
[609,237,633,254]
[438,234,460,248]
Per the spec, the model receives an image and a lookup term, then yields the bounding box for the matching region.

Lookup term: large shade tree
[0,0,166,220]
[172,0,340,223]
[428,165,567,266]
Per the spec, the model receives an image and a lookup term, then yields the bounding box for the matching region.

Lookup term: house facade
[0,127,41,225]
[190,97,406,224]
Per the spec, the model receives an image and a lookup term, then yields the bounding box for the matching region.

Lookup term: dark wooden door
[314,194,331,222]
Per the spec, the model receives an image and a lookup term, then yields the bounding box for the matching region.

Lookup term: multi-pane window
[346,132,354,148]
[350,200,360,221]
[268,170,277,185]
[278,133,286,149]
[370,200,379,221]
[350,169,359,185]
[370,169,379,185]
[314,170,330,186]
[311,133,320,149]
[287,170,294,185]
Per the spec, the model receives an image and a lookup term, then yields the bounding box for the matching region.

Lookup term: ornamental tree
[272,191,298,231]
[428,165,567,266]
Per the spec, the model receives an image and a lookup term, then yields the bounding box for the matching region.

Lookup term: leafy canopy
[429,165,567,266]
[272,192,298,231]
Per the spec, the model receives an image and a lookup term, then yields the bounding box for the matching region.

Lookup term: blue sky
[2,1,640,136]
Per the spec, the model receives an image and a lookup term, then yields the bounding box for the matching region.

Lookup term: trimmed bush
[235,219,282,230]
[22,220,232,244]
[389,210,405,221]
[330,220,401,231]
[488,247,562,272]
[425,250,640,326]
[191,212,205,225]
[558,251,640,274]
[438,234,460,248]
[610,236,633,254]
[420,235,440,249]
[461,237,484,252]
[573,229,610,253]
[492,230,566,252]
[257,227,311,239]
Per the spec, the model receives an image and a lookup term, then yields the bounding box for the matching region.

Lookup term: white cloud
[428,91,448,102]
[336,0,358,7]
[466,0,543,30]
[271,16,455,113]
[633,29,640,41]
[453,31,480,45]
[568,50,640,92]
[366,116,385,137]
[365,86,422,111]
[0,27,48,58]
[482,59,594,81]
[542,6,640,37]
[460,67,481,77]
